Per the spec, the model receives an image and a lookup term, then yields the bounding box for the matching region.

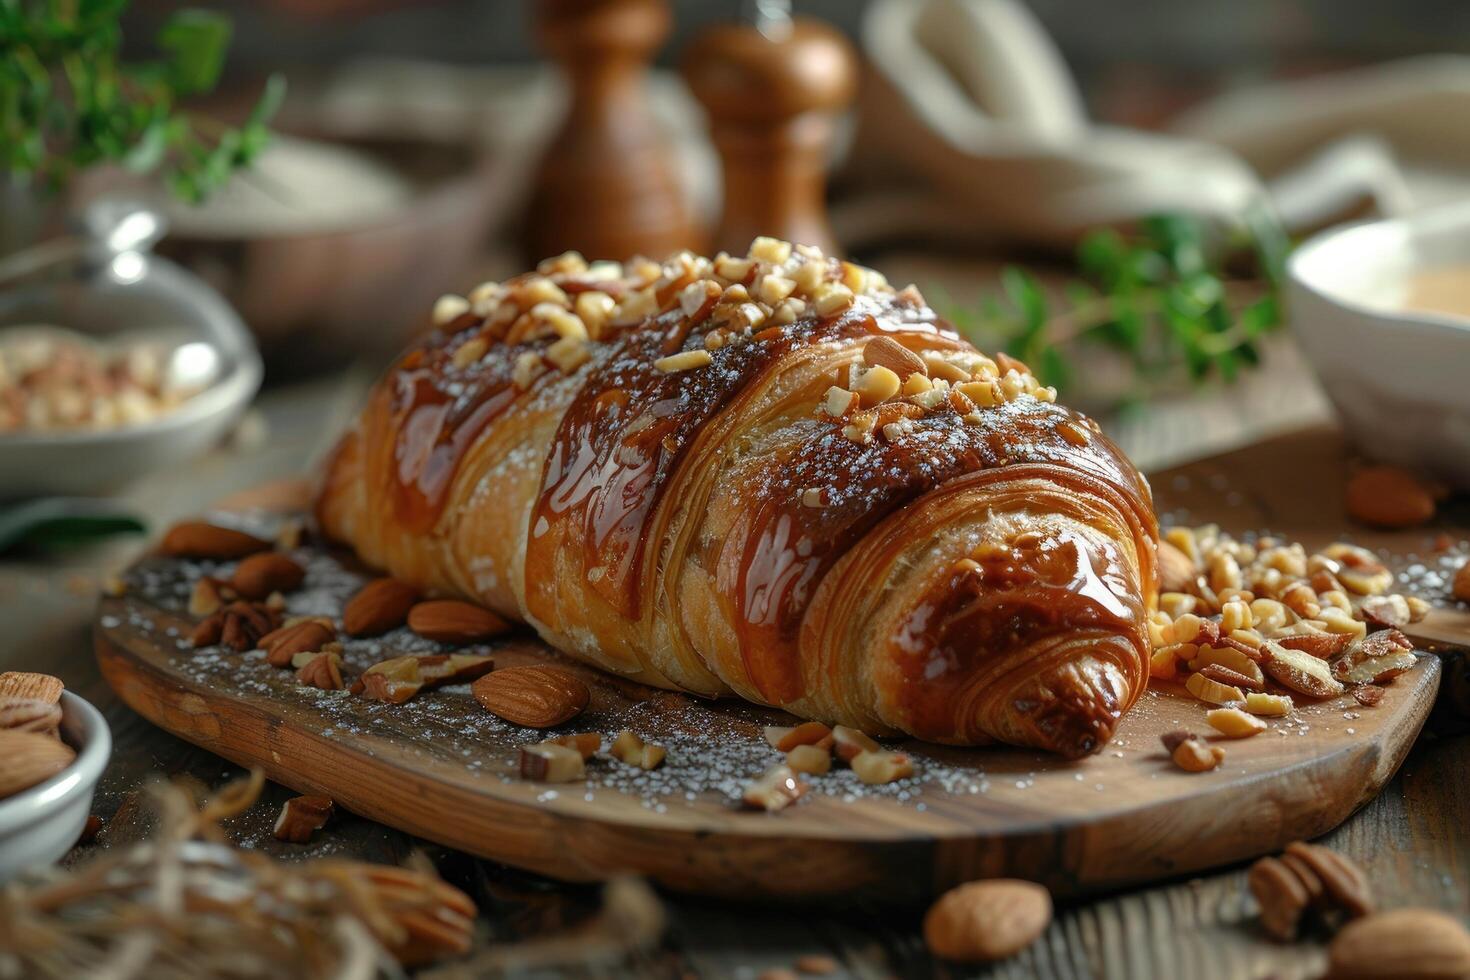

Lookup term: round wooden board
[92,496,1441,904]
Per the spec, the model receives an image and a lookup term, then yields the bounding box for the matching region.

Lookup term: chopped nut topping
[432,294,469,325]
[450,335,487,368]
[654,349,713,374]
[545,336,590,374]
[749,236,792,264]
[821,386,857,418]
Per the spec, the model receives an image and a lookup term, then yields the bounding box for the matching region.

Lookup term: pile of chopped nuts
[0,327,208,433]
[427,238,1058,442]
[822,339,1056,448]
[743,721,915,811]
[1152,525,1428,767]
[431,237,901,388]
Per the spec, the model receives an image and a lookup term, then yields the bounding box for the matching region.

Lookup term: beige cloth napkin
[841,0,1265,250]
[842,0,1470,250]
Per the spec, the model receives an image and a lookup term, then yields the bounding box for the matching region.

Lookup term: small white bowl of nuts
[0,673,111,882]
[0,202,262,499]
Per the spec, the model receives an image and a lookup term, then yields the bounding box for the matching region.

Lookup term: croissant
[316,239,1158,757]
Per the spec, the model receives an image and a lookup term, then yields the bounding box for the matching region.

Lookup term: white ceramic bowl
[0,245,262,500]
[1288,201,1470,488]
[0,691,111,882]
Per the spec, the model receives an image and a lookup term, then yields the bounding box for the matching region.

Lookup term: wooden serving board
[93,428,1459,904]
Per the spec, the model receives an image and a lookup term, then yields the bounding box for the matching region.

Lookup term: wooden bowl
[155,133,507,374]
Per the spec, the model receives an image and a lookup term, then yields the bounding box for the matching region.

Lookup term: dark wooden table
[4,378,1467,980]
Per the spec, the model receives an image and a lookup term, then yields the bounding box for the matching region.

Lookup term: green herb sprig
[948,206,1291,394]
[1,0,282,202]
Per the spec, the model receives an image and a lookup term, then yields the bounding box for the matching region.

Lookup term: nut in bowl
[0,201,262,500]
[0,681,112,882]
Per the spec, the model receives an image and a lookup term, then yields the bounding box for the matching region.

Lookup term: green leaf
[157,9,232,94]
[1037,345,1069,390]
[1001,266,1047,338]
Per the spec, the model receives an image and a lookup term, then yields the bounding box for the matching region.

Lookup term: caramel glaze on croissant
[317,242,1158,757]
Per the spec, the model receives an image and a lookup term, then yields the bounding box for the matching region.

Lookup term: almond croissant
[317,240,1158,756]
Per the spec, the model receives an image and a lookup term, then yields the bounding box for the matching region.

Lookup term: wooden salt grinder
[682,16,857,257]
[525,0,695,262]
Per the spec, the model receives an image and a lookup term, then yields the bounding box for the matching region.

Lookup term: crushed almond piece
[786,744,831,775]
[1206,707,1267,738]
[610,730,666,770]
[432,294,469,325]
[654,349,713,373]
[1245,692,1294,716]
[742,765,807,811]
[831,725,879,763]
[850,749,913,784]
[273,795,334,843]
[520,743,585,782]
[1171,736,1225,773]
[1185,672,1245,706]
[545,732,602,759]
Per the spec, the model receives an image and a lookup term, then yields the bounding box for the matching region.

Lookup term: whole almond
[1326,908,1470,979]
[923,879,1051,963]
[472,665,589,728]
[1453,559,1470,603]
[0,671,63,704]
[1157,540,1198,594]
[1346,466,1436,529]
[343,578,420,637]
[232,553,306,600]
[0,730,76,799]
[408,600,511,645]
[862,335,928,381]
[160,521,271,559]
[0,696,63,737]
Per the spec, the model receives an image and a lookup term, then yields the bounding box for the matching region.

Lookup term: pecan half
[192,601,281,652]
[1284,841,1374,919]
[1249,855,1311,940]
[295,650,345,690]
[258,619,336,668]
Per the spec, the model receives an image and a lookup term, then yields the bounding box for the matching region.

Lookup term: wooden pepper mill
[525,0,695,262]
[682,12,857,257]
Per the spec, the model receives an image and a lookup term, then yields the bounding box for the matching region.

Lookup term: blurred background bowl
[1288,199,1470,487]
[0,243,262,500]
[151,126,508,375]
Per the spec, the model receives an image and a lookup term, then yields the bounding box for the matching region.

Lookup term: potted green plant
[1,0,281,254]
